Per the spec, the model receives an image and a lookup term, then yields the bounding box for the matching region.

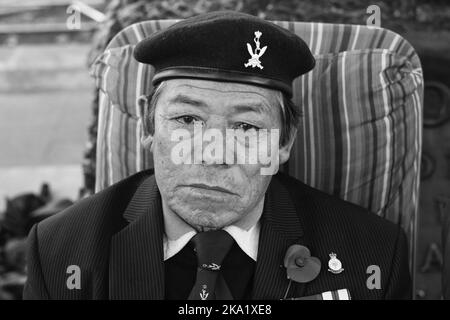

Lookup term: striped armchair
[91,20,423,286]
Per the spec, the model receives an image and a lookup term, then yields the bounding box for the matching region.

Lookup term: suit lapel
[252,174,308,299]
[109,175,165,299]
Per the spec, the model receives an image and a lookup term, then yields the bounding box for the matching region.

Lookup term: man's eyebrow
[168,93,271,115]
[232,101,270,115]
[168,94,208,108]
[231,103,270,115]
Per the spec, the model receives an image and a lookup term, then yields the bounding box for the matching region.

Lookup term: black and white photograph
[0,0,449,305]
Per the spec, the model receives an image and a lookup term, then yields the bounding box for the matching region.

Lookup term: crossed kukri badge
[244,31,267,70]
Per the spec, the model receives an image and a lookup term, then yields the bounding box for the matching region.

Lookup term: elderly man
[23,11,411,300]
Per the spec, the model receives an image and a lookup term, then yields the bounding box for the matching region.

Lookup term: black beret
[134,11,315,97]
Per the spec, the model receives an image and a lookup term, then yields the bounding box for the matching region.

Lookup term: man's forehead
[159,79,279,105]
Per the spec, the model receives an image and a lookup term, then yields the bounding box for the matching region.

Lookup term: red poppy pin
[282,245,321,299]
[284,244,321,281]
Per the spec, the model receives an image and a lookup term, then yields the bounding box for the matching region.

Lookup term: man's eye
[175,115,201,125]
[235,122,260,131]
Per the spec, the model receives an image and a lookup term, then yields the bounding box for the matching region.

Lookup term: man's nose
[200,118,233,166]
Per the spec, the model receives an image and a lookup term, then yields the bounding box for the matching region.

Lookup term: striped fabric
[288,288,351,300]
[321,289,351,300]
[90,20,423,263]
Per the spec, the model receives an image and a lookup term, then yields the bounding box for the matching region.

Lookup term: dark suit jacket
[23,169,411,300]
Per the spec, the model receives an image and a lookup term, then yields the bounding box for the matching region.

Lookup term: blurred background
[0,0,449,300]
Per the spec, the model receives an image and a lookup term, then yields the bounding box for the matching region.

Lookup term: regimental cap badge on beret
[134,11,315,97]
[244,31,267,70]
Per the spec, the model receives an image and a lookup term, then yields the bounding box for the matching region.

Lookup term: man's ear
[279,127,297,165]
[137,95,153,150]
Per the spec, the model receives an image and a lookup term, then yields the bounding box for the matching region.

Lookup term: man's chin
[176,208,240,230]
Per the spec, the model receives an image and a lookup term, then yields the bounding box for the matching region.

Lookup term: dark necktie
[188,230,234,300]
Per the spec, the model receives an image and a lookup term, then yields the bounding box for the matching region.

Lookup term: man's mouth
[183,183,237,195]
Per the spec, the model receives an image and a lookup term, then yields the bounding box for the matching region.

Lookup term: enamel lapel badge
[327,252,344,274]
[244,31,267,70]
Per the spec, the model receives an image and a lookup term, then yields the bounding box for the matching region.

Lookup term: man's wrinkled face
[149,79,292,231]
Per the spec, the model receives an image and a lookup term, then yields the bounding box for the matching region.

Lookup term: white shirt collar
[163,222,260,261]
[162,197,263,262]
